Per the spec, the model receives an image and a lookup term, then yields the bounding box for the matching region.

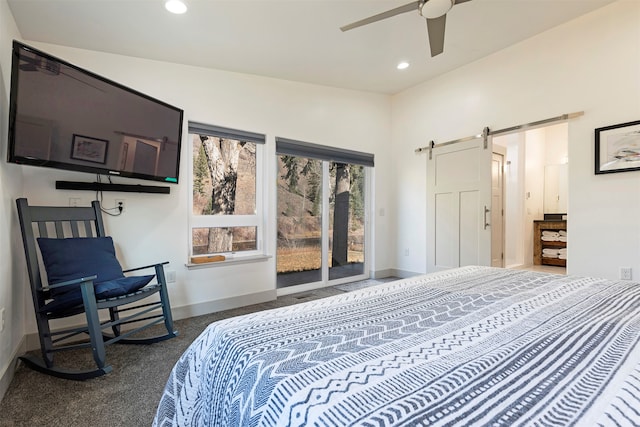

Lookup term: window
[189,122,265,260]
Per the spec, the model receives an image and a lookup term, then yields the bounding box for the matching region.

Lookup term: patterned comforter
[154,266,640,426]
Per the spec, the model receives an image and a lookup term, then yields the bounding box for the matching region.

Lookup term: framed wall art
[595,120,640,174]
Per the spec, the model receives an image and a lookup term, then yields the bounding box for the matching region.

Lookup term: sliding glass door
[276,142,371,289]
[276,155,323,287]
[328,162,365,281]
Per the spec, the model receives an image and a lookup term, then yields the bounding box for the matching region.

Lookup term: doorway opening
[493,122,568,274]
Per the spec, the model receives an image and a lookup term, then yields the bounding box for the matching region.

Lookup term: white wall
[545,123,569,166]
[0,0,26,401]
[496,133,525,268]
[542,123,569,214]
[392,0,640,279]
[524,128,546,222]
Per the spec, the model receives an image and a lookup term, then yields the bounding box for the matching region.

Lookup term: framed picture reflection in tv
[71,134,109,164]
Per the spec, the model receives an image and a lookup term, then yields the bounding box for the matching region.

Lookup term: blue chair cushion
[95,275,155,298]
[37,237,155,312]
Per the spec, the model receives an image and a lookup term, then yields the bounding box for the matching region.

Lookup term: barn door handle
[484,206,490,229]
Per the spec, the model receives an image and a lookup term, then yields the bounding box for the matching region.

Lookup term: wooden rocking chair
[16,198,178,380]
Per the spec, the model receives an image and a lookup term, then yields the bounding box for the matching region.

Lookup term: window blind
[188,122,265,144]
[275,137,374,167]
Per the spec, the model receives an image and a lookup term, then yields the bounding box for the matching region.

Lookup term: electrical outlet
[69,198,81,207]
[0,307,5,333]
[166,270,176,283]
[115,199,125,213]
[620,267,632,280]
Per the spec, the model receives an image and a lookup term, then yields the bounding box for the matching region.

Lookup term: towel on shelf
[543,248,560,258]
[559,230,567,242]
[542,236,560,242]
[542,231,560,237]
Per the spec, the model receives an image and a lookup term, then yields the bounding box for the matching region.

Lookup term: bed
[154,266,640,426]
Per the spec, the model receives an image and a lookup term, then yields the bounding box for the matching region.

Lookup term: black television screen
[7,41,184,184]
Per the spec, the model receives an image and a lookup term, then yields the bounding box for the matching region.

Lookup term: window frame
[187,122,266,264]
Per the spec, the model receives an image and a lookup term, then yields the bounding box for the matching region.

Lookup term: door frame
[491,146,506,267]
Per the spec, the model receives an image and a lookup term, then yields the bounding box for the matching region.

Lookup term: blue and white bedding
[154,266,640,426]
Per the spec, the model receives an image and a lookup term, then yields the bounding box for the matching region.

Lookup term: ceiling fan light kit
[165,0,187,15]
[340,0,472,57]
[420,0,454,19]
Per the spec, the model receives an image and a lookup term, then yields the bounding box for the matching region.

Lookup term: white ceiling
[7,0,617,94]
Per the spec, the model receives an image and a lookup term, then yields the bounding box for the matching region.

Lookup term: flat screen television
[7,41,184,186]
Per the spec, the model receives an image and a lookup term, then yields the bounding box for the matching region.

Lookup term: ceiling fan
[340,0,472,57]
[19,54,60,75]
[18,53,107,92]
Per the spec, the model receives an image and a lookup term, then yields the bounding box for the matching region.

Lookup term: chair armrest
[40,275,97,292]
[123,261,169,274]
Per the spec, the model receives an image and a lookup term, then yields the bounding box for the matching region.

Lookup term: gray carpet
[0,279,395,426]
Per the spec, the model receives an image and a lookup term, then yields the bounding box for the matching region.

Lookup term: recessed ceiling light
[165,0,187,14]
[397,62,410,70]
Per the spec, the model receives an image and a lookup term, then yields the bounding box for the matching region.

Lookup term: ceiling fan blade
[340,1,422,32]
[426,15,446,56]
[453,0,472,4]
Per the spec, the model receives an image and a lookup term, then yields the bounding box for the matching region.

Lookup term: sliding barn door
[427,134,492,272]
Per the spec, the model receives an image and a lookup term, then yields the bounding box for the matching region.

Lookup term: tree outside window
[191,132,258,256]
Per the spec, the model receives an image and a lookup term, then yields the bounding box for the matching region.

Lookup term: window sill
[186,254,272,270]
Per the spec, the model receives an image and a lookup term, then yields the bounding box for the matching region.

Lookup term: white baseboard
[388,269,422,279]
[370,269,394,279]
[371,268,422,279]
[0,335,26,403]
[507,263,529,269]
[171,290,276,320]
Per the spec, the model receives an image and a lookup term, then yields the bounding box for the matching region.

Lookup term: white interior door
[133,139,160,175]
[427,134,492,272]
